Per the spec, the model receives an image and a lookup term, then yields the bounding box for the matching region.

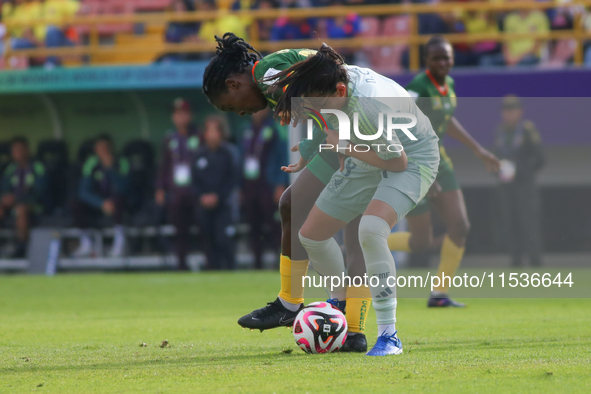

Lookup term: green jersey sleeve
[299,124,326,162]
[253,48,318,109]
[253,48,321,162]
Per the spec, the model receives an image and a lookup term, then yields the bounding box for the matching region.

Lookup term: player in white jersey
[268,44,439,356]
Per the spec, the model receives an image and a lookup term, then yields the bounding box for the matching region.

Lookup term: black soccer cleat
[238,297,303,331]
[340,333,368,353]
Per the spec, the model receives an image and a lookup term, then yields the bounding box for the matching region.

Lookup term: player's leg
[388,209,434,253]
[298,203,349,297]
[13,203,31,258]
[170,192,191,271]
[213,207,236,270]
[340,214,371,352]
[237,156,334,331]
[360,199,405,356]
[428,188,470,307]
[363,152,439,356]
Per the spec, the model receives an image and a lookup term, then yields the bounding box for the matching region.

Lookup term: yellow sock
[434,235,466,293]
[345,285,372,334]
[388,231,412,252]
[278,255,308,305]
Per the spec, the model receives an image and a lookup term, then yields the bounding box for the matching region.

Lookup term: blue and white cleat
[366,331,403,356]
[326,298,347,314]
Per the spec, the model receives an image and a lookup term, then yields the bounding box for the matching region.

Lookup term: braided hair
[264,44,349,120]
[202,33,262,101]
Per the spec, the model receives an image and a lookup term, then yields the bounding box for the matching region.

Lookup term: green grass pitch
[1,272,590,393]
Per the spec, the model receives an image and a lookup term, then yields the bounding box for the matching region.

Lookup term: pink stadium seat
[77,1,135,37]
[358,17,381,70]
[360,16,380,38]
[373,15,410,75]
[382,15,410,37]
[133,0,172,12]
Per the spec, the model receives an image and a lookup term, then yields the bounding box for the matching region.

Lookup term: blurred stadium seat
[373,15,410,75]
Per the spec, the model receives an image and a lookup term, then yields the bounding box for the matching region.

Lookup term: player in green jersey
[268,44,439,356]
[202,33,374,352]
[387,36,500,307]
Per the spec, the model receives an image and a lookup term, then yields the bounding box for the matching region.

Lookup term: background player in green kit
[387,36,500,307]
[202,33,373,352]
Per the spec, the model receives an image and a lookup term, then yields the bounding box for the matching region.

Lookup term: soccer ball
[292,301,348,354]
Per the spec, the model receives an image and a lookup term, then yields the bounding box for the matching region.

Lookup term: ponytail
[265,44,349,119]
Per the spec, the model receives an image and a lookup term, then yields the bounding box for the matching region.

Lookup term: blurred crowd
[2,0,591,69]
[0,98,289,270]
[161,0,591,69]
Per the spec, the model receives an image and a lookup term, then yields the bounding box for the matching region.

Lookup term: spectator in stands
[461,7,501,66]
[270,0,316,41]
[0,137,47,258]
[160,0,200,62]
[251,0,279,42]
[73,134,130,258]
[495,96,545,267]
[197,0,249,43]
[193,115,237,270]
[241,107,288,269]
[4,0,43,51]
[156,98,200,271]
[165,0,198,44]
[42,0,80,66]
[482,7,550,67]
[321,0,361,63]
[4,0,79,66]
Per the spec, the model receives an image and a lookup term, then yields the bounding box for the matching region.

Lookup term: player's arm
[446,116,500,173]
[324,128,407,172]
[339,142,407,172]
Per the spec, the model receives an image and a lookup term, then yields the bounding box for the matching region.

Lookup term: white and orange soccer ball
[292,301,348,354]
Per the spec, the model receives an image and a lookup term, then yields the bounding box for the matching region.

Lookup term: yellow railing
[3,0,591,71]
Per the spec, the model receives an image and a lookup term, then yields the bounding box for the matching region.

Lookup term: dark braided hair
[264,44,349,120]
[202,33,262,101]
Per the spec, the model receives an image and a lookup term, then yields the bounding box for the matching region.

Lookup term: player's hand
[281,144,309,173]
[426,181,442,199]
[200,193,218,209]
[476,147,500,173]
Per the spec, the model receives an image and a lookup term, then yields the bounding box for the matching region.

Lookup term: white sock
[298,233,346,299]
[80,232,92,247]
[358,215,397,328]
[378,324,397,336]
[113,225,125,244]
[74,232,93,256]
[110,225,126,257]
[279,297,302,312]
